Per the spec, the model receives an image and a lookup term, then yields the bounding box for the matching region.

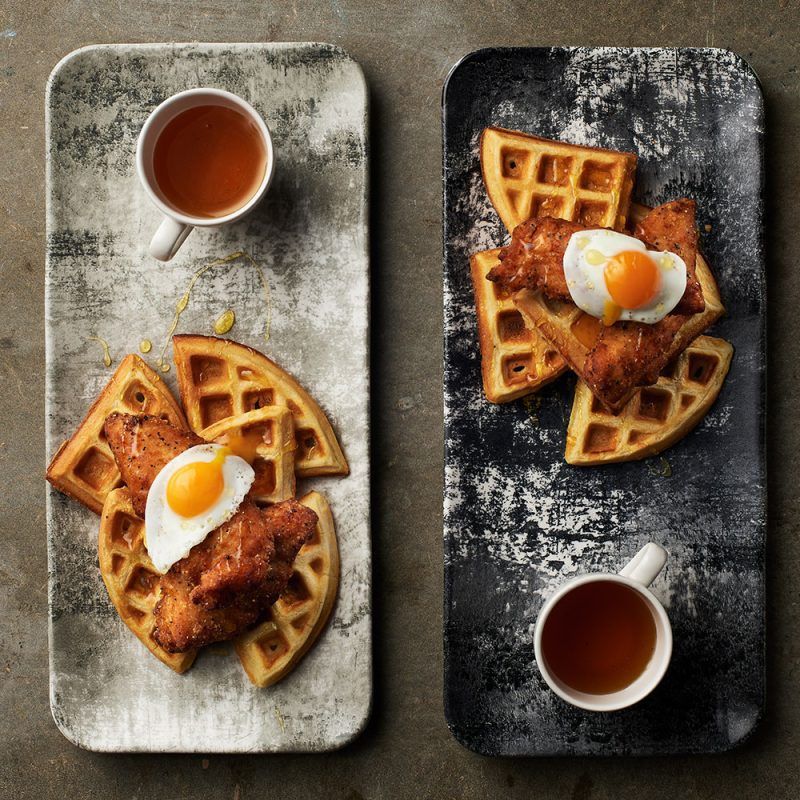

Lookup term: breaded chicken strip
[153,499,316,652]
[583,315,688,410]
[487,216,583,298]
[104,412,203,516]
[635,198,703,315]
[104,413,316,652]
[487,199,705,315]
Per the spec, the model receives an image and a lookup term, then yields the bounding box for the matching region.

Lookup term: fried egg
[563,230,687,325]
[144,444,255,573]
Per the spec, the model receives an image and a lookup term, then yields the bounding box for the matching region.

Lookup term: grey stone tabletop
[0,1,797,798]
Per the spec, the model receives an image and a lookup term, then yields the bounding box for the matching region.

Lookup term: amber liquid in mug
[153,105,267,219]
[541,581,657,694]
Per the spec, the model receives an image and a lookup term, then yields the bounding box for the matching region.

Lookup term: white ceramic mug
[136,88,275,262]
[534,542,672,712]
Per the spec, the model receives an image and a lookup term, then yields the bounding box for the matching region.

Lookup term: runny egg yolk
[572,313,602,348]
[603,250,662,317]
[224,429,263,464]
[166,448,229,518]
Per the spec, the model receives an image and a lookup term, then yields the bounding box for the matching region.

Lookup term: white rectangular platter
[45,42,371,752]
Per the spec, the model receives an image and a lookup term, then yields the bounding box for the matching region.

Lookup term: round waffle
[202,406,297,505]
[565,335,734,465]
[471,248,566,403]
[480,126,637,234]
[47,354,188,514]
[474,128,637,405]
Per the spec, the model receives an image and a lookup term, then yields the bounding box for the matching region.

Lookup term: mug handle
[149,216,192,261]
[618,543,667,587]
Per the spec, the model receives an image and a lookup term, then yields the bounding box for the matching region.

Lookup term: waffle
[201,407,297,505]
[565,335,733,465]
[172,335,348,478]
[480,127,638,234]
[471,248,567,402]
[97,488,197,673]
[235,491,339,687]
[46,354,188,514]
[474,129,636,403]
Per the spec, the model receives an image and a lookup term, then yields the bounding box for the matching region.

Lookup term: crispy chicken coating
[153,499,316,652]
[635,199,703,314]
[583,315,689,410]
[484,199,712,410]
[488,216,583,298]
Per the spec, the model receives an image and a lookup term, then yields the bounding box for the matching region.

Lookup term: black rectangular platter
[442,47,766,756]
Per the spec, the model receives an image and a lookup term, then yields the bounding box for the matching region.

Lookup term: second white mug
[534,542,672,712]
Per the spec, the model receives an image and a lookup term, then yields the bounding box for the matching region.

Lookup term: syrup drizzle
[155,251,272,372]
[88,336,112,367]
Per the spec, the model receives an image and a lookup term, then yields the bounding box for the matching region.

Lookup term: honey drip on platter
[88,336,112,368]
[213,309,236,335]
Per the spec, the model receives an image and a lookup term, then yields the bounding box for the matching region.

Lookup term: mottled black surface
[442,48,765,756]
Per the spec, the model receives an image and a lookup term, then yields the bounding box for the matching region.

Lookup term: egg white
[563,230,687,324]
[144,444,255,574]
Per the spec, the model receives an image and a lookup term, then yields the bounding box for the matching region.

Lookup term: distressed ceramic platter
[443,48,765,756]
[45,43,370,752]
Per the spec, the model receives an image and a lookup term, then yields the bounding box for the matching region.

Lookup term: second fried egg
[563,230,687,325]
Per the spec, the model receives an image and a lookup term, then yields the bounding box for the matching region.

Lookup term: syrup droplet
[139,339,152,354]
[88,336,112,368]
[154,252,272,370]
[213,309,236,335]
[585,249,606,266]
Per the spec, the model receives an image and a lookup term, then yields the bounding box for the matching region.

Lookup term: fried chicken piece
[635,198,704,314]
[153,499,317,652]
[487,216,583,298]
[487,200,705,315]
[104,412,203,516]
[189,500,315,610]
[584,315,688,410]
[103,413,317,653]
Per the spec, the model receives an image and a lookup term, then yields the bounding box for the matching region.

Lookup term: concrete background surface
[0,1,796,798]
